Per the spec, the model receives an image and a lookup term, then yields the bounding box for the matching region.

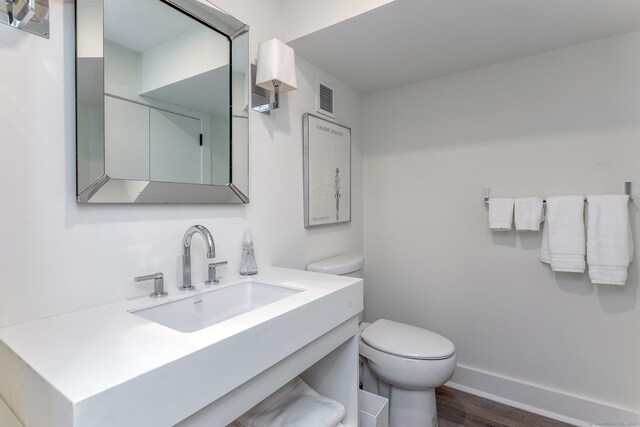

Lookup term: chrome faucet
[180,225,216,291]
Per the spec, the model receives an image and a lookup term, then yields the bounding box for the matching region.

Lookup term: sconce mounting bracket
[0,0,49,38]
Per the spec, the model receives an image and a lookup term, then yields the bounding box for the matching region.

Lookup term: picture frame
[303,113,351,227]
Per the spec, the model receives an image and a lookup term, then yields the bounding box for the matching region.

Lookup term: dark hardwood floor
[436,386,572,427]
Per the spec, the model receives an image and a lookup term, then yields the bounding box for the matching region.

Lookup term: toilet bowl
[307,254,457,427]
[359,319,456,426]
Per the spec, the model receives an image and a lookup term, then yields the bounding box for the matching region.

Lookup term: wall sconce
[252,38,297,114]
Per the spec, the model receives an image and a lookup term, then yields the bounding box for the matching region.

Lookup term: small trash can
[358,389,389,427]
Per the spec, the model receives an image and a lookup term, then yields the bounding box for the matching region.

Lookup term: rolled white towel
[489,198,514,231]
[546,196,586,273]
[515,197,544,231]
[237,377,345,427]
[586,195,633,285]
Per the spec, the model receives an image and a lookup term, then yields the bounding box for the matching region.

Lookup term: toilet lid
[361,319,455,360]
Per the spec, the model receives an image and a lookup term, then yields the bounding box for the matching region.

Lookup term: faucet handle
[211,261,228,267]
[205,261,228,285]
[135,273,168,298]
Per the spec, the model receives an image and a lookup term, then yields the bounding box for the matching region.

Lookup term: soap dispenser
[239,230,258,275]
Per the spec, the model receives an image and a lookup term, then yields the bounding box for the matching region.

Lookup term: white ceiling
[105,0,195,52]
[288,0,640,94]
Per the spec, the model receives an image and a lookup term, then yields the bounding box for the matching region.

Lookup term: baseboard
[447,365,640,426]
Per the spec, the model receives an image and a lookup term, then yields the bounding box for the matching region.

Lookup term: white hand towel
[546,196,586,273]
[237,377,345,427]
[515,197,544,231]
[586,195,632,285]
[489,198,514,231]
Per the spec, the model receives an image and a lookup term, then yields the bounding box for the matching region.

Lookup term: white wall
[104,40,142,91]
[0,0,362,328]
[363,32,640,415]
[141,26,229,93]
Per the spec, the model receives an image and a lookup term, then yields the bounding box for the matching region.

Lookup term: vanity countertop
[0,267,363,427]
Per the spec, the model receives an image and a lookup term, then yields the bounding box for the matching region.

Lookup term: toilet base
[389,386,438,427]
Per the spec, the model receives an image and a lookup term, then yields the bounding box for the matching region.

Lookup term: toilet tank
[306,254,364,278]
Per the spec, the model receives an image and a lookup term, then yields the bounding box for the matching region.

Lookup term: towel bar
[483,181,633,204]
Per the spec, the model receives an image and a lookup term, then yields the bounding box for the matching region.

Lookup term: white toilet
[307,254,456,427]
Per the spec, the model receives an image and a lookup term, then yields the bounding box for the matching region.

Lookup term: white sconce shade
[255,38,297,93]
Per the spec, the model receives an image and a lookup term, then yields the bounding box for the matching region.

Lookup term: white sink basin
[131,281,302,332]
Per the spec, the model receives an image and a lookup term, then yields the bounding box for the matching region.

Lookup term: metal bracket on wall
[251,63,275,115]
[1,0,49,38]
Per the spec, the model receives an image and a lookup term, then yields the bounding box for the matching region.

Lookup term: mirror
[76,0,249,203]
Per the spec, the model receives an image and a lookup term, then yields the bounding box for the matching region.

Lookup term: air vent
[316,80,335,118]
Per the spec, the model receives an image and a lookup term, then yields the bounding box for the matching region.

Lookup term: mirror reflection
[104,0,229,186]
[76,0,249,204]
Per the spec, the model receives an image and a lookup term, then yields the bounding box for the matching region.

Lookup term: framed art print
[303,113,351,227]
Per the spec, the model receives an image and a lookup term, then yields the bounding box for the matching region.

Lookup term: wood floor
[436,387,572,427]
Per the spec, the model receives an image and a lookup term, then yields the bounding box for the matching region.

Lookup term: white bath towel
[545,196,586,273]
[489,198,515,231]
[586,195,633,285]
[515,197,544,231]
[540,217,551,264]
[236,377,345,427]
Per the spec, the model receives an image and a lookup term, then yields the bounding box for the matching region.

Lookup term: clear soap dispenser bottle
[239,230,258,275]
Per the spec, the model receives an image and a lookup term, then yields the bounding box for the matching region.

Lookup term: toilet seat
[361,319,455,360]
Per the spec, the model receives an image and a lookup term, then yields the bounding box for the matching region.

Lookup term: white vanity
[0,267,363,426]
